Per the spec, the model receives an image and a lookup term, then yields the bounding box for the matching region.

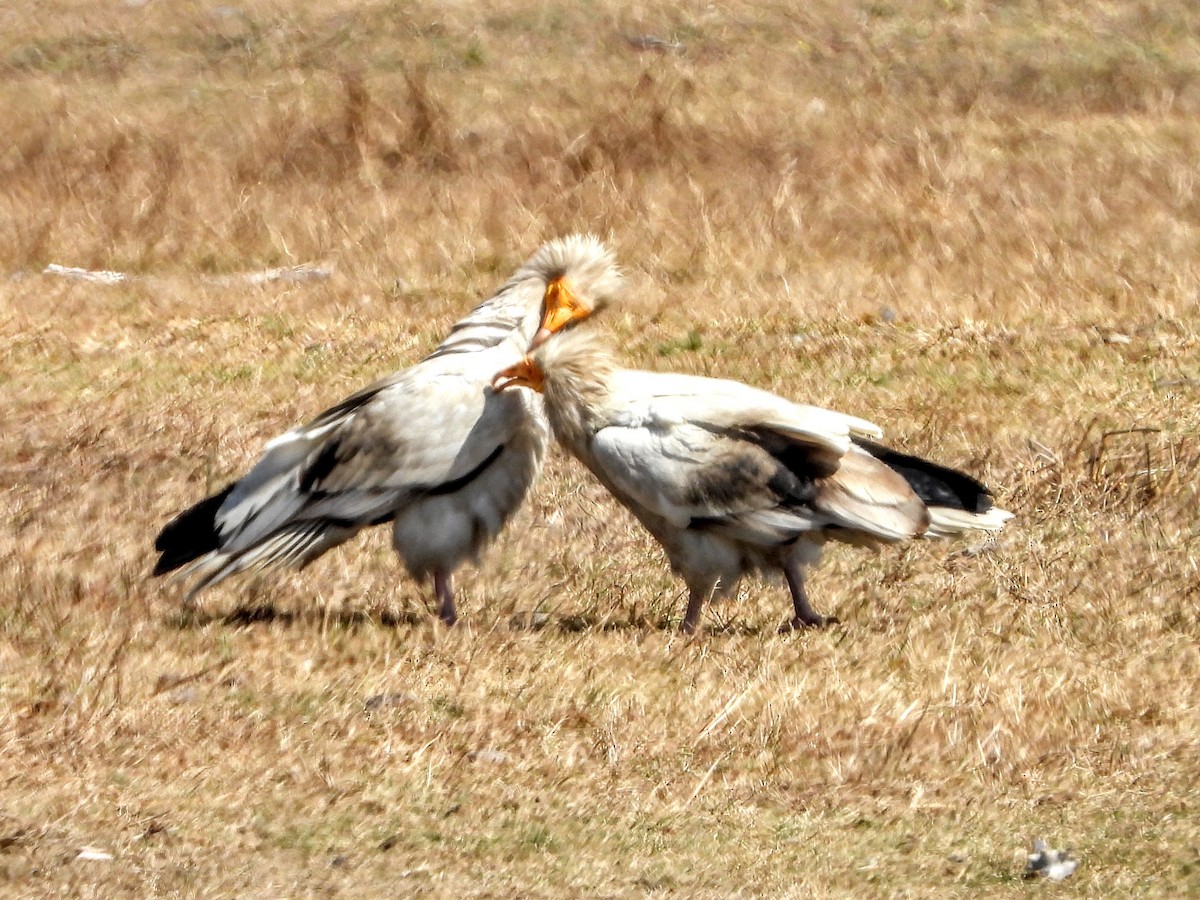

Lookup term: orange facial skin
[492,357,544,393]
[530,278,587,349]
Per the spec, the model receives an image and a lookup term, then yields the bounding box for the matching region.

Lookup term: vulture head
[494,329,616,393]
[493,330,619,439]
[523,235,623,349]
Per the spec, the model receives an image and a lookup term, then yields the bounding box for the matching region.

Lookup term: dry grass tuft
[3,0,1200,895]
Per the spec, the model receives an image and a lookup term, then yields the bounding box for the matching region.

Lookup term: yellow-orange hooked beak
[530,277,588,349]
[492,356,545,393]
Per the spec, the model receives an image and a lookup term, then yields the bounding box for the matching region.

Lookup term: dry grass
[3,0,1200,895]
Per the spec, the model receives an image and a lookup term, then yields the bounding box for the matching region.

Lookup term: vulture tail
[851,438,1013,536]
[175,521,357,598]
[152,483,237,576]
[924,505,1014,537]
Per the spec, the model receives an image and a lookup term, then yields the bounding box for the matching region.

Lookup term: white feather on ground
[1025,839,1078,881]
[494,331,1013,633]
[153,235,623,625]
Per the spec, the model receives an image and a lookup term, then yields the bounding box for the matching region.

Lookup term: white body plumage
[154,235,622,624]
[496,332,1012,632]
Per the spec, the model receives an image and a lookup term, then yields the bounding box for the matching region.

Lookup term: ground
[2,0,1199,896]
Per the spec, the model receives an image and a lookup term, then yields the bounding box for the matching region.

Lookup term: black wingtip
[152,482,236,576]
[852,437,995,514]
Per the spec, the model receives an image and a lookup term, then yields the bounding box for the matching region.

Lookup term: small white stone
[509,611,551,631]
[469,749,509,765]
[364,692,417,711]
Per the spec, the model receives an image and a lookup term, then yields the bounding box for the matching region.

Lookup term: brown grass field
[3,0,1200,895]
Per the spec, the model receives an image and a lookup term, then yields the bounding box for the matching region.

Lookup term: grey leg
[682,586,706,635]
[434,569,457,626]
[783,562,834,629]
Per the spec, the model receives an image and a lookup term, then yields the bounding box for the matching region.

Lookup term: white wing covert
[609,371,882,456]
[215,370,524,552]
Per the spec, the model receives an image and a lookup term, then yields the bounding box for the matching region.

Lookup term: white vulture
[152,235,623,624]
[493,332,1013,633]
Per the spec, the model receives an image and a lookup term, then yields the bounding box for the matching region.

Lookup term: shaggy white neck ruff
[427,234,621,362]
[426,278,542,360]
[537,336,621,451]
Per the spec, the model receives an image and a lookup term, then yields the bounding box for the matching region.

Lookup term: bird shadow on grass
[165,602,430,631]
[164,604,835,638]
[518,610,810,638]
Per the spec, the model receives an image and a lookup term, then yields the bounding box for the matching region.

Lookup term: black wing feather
[152,482,237,576]
[852,437,994,513]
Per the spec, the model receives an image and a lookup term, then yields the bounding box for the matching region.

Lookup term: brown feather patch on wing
[813,447,930,542]
[681,439,781,516]
[738,425,843,479]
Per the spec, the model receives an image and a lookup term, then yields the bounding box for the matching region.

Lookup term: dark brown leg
[783,563,835,630]
[682,587,706,635]
[434,569,457,626]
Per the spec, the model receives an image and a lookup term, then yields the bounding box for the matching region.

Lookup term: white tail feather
[925,506,1014,538]
[176,522,353,599]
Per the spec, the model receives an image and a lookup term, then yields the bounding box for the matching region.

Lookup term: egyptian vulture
[153,235,623,624]
[493,332,1013,633]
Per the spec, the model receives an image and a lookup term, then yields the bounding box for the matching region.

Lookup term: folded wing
[589,372,927,545]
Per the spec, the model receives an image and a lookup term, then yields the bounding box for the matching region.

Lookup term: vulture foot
[780,614,839,632]
[434,570,458,627]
